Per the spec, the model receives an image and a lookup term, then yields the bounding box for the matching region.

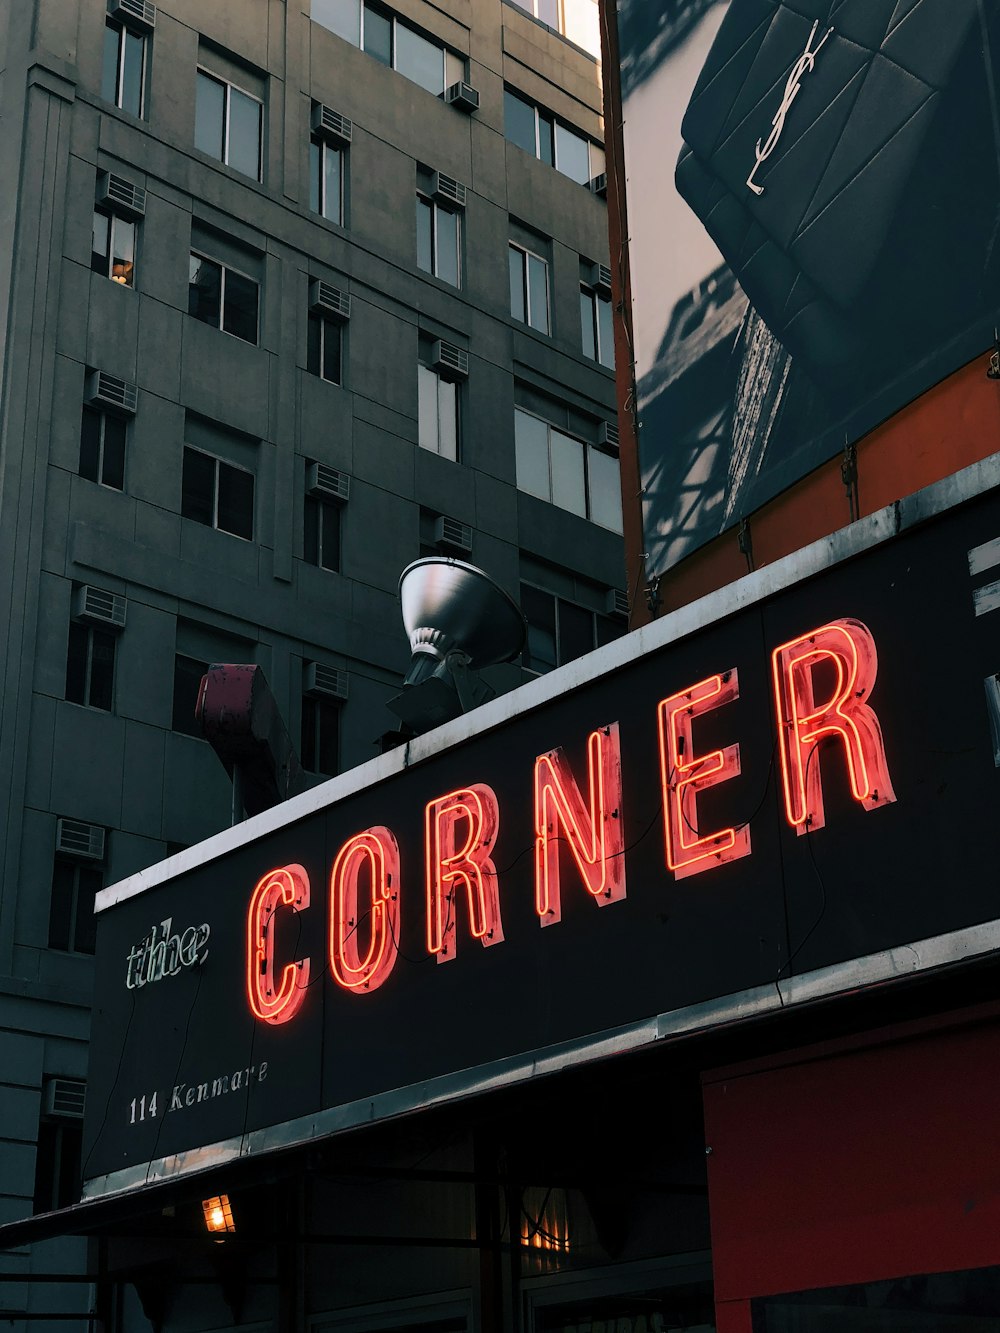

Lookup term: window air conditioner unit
[429,340,469,381]
[431,172,466,209]
[306,462,350,502]
[310,103,353,145]
[73,584,127,629]
[108,0,156,31]
[605,588,629,619]
[304,662,349,700]
[597,419,620,449]
[55,818,106,862]
[95,171,146,219]
[309,280,351,321]
[434,515,473,553]
[586,262,613,296]
[588,172,608,198]
[444,82,480,113]
[84,369,137,416]
[43,1078,87,1120]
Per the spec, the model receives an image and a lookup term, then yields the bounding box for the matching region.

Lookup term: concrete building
[0,0,623,1312]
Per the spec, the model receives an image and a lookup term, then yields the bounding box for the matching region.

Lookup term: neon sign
[244,618,896,1021]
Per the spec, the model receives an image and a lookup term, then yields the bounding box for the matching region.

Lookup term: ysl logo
[746,19,833,197]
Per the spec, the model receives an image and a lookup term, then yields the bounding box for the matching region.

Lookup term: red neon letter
[772,618,897,834]
[534,723,625,926]
[246,864,310,1025]
[425,785,503,963]
[657,670,751,878]
[329,827,400,993]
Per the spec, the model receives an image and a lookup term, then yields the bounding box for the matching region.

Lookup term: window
[91,210,135,287]
[65,623,116,711]
[581,284,614,369]
[521,584,622,674]
[514,408,623,531]
[304,495,341,571]
[195,69,263,180]
[188,253,259,344]
[181,446,254,539]
[172,655,207,736]
[79,407,126,490]
[312,0,465,97]
[307,312,342,384]
[418,364,460,460]
[509,244,549,334]
[506,0,601,58]
[503,89,605,185]
[302,695,340,775]
[102,20,146,116]
[34,1082,86,1213]
[417,194,461,287]
[310,137,344,225]
[49,859,102,954]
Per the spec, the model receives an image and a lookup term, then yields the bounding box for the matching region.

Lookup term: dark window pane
[395,22,443,94]
[121,29,144,117]
[307,312,322,376]
[309,139,321,214]
[313,0,361,45]
[101,416,127,490]
[322,319,341,383]
[521,585,557,673]
[217,462,254,539]
[222,269,259,343]
[363,4,392,64]
[33,1121,57,1212]
[195,72,226,160]
[74,866,102,954]
[55,1122,84,1204]
[181,447,216,526]
[416,197,433,273]
[597,291,614,367]
[111,218,135,287]
[555,122,589,183]
[228,86,262,179]
[538,113,554,166]
[438,378,459,461]
[437,208,460,287]
[79,408,101,482]
[48,863,75,951]
[102,23,120,104]
[580,289,596,360]
[65,623,89,704]
[317,699,339,775]
[505,90,537,155]
[596,615,624,648]
[91,211,110,275]
[189,254,222,326]
[89,630,116,711]
[304,496,320,564]
[172,655,207,736]
[324,144,342,223]
[528,253,548,332]
[509,247,525,322]
[301,696,317,771]
[559,600,593,665]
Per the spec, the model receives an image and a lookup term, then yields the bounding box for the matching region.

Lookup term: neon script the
[246,618,896,1024]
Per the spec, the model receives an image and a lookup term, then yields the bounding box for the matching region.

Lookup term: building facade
[0,0,624,1310]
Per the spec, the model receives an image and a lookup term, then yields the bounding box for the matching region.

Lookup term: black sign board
[84,473,1000,1191]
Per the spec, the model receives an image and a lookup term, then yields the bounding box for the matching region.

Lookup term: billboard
[81,466,1000,1195]
[618,0,1000,574]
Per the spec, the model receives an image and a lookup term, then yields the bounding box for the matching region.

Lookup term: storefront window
[752,1265,1000,1329]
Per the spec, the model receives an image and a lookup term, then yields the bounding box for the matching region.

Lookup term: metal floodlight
[386,558,526,734]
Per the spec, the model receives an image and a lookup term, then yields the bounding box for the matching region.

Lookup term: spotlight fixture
[202,1194,235,1236]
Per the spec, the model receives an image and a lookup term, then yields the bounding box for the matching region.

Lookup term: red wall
[702,1009,1000,1330]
